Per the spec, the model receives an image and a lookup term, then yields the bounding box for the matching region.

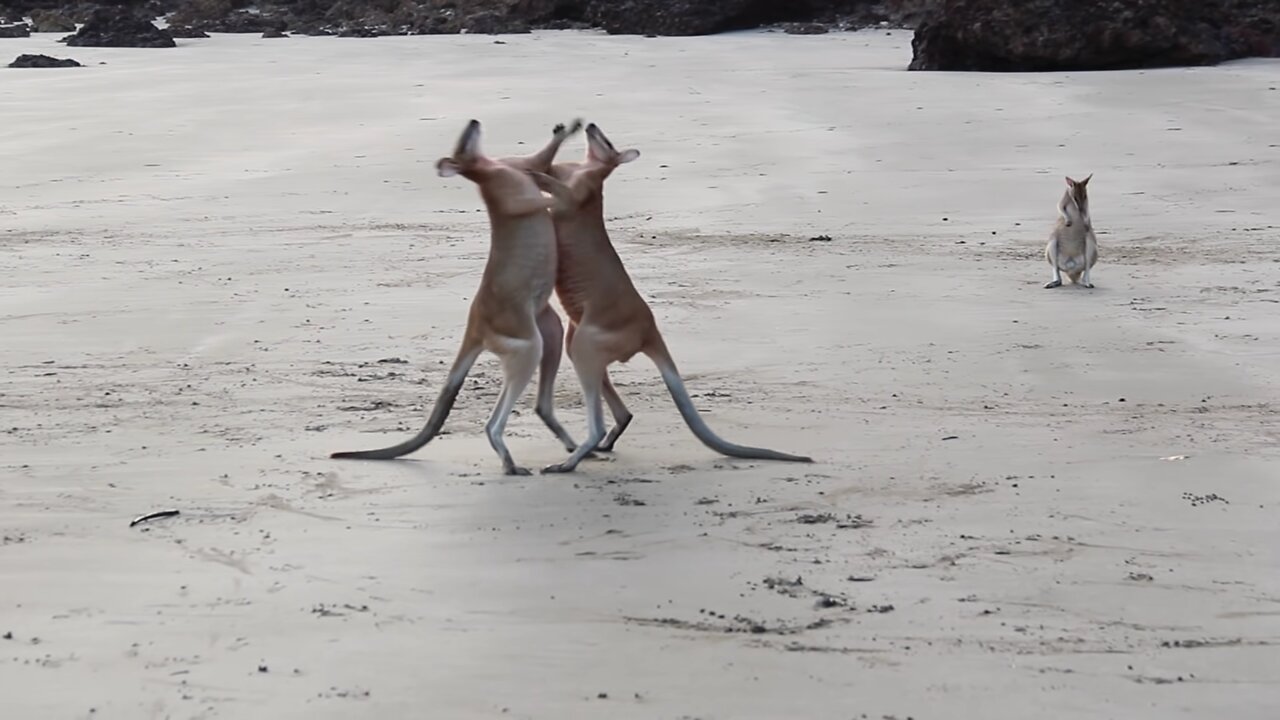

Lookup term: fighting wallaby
[330,119,584,475]
[1044,174,1098,289]
[526,122,813,473]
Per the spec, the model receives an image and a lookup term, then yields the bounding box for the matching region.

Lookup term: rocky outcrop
[585,0,790,36]
[29,9,77,30]
[167,23,208,36]
[584,0,934,35]
[169,0,287,33]
[0,21,30,35]
[909,0,1280,71]
[64,6,175,46]
[9,51,81,65]
[153,0,927,37]
[1,0,935,39]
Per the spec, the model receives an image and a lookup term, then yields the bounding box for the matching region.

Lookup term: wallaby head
[435,119,548,208]
[1064,173,1092,217]
[583,123,640,177]
[436,119,484,179]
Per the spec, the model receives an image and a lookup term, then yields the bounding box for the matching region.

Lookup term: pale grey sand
[2,28,1279,719]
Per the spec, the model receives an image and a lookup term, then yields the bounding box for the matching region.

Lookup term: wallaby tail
[644,338,812,463]
[330,340,483,461]
[330,423,438,460]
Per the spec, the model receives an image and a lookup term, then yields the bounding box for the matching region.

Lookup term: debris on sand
[613,492,647,507]
[129,509,180,527]
[627,613,839,636]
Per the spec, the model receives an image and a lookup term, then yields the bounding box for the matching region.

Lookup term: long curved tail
[644,339,812,463]
[330,341,483,461]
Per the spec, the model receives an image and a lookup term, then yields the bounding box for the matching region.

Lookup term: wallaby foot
[1080,281,1095,289]
[506,465,533,476]
[596,416,632,452]
[541,461,577,474]
[1044,279,1063,289]
[596,376,633,452]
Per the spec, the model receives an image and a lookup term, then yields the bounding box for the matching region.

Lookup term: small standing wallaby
[1044,174,1098,289]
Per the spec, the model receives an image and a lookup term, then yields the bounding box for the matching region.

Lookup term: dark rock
[167,24,209,37]
[1221,0,1280,58]
[910,0,1280,71]
[0,0,934,41]
[29,9,77,32]
[832,0,939,29]
[64,7,176,47]
[783,21,830,34]
[576,0,926,36]
[0,22,30,37]
[261,27,286,37]
[457,9,533,34]
[335,23,383,36]
[584,0,798,36]
[288,21,331,35]
[169,0,288,34]
[9,52,81,66]
[2,0,173,25]
[35,3,103,26]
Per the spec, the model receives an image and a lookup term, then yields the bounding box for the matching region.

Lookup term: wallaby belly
[1046,224,1096,270]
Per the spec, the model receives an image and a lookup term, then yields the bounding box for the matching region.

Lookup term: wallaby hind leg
[1080,230,1097,288]
[485,338,543,476]
[331,334,484,460]
[533,306,580,452]
[596,373,633,452]
[565,321,621,454]
[1044,238,1063,289]
[542,332,608,474]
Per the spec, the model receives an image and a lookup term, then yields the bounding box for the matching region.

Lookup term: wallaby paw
[1081,282,1095,289]
[540,462,576,475]
[505,465,533,476]
[553,118,584,137]
[1043,280,1063,289]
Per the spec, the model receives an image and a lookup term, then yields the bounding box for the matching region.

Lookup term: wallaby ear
[617,148,640,164]
[454,119,481,158]
[437,157,461,178]
[1081,173,1093,185]
[1065,176,1076,187]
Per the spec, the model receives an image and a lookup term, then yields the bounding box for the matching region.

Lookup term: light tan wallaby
[330,118,584,475]
[526,122,813,474]
[1044,173,1098,289]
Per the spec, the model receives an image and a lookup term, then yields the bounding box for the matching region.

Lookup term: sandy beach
[2,27,1279,719]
